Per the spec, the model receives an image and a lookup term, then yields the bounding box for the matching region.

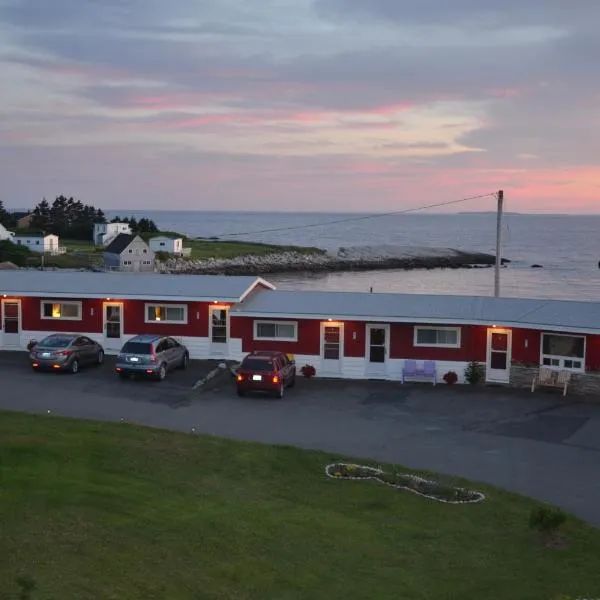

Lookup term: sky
[1,0,599,213]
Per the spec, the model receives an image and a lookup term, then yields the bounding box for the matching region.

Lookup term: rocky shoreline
[156,246,508,276]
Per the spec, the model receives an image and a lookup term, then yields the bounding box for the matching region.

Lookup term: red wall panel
[510,328,541,364]
[21,297,103,333]
[585,334,600,371]
[343,321,366,358]
[122,300,210,337]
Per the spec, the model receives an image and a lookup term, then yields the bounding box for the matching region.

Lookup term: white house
[0,224,15,241]
[12,233,61,254]
[103,234,155,272]
[93,222,132,246]
[148,236,189,255]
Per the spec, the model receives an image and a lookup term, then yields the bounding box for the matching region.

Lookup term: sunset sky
[1,0,599,213]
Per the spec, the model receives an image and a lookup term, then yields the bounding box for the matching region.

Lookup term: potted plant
[464,361,485,385]
[443,370,458,385]
[301,364,316,378]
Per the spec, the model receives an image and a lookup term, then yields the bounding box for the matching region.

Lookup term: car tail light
[115,367,122,372]
[146,369,154,374]
[237,374,244,382]
[52,365,61,369]
[32,362,39,367]
[272,375,279,384]
[57,350,72,356]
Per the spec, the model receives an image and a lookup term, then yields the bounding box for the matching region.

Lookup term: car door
[72,337,90,364]
[155,339,169,367]
[167,338,182,366]
[81,336,97,364]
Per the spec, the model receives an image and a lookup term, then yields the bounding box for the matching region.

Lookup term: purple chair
[401,359,418,384]
[423,360,437,385]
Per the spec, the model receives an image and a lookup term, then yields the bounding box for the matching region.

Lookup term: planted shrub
[529,506,567,535]
[301,364,316,378]
[443,370,458,385]
[464,361,485,385]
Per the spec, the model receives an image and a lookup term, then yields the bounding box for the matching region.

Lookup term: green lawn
[2,412,599,600]
[185,238,324,260]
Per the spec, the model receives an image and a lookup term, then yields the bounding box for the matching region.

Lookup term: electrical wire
[212,192,498,238]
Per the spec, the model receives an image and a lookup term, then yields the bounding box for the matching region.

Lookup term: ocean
[104,210,600,301]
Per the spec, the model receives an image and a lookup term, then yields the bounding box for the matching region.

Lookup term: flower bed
[325,462,485,504]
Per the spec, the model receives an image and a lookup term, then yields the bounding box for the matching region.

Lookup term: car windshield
[39,336,73,348]
[241,359,274,371]
[120,342,153,354]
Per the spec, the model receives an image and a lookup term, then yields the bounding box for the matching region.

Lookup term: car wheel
[275,383,284,399]
[288,375,296,388]
[97,350,104,365]
[179,353,189,370]
[71,359,80,374]
[157,364,167,381]
[237,388,246,397]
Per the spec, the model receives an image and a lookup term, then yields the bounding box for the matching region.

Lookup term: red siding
[586,334,600,371]
[343,321,366,358]
[21,297,103,333]
[123,300,211,337]
[389,323,487,361]
[232,317,321,355]
[510,328,542,364]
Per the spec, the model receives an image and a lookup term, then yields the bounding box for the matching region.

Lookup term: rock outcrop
[155,245,508,276]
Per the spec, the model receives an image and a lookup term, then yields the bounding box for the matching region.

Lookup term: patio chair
[531,367,571,396]
[401,359,418,384]
[423,360,437,385]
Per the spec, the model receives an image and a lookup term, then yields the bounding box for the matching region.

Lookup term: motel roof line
[231,289,600,335]
[0,271,274,302]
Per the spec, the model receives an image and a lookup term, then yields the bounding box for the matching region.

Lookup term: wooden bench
[531,367,571,396]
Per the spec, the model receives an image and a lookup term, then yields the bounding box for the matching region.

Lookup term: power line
[212,192,497,238]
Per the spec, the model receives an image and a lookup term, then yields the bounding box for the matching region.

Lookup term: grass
[1,412,600,600]
[184,238,324,260]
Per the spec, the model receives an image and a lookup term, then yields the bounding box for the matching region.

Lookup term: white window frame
[413,326,461,349]
[253,320,298,342]
[40,300,82,321]
[144,303,188,324]
[540,332,586,372]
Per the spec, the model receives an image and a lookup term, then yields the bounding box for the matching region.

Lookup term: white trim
[238,277,276,302]
[1,298,22,347]
[253,320,298,342]
[320,321,344,372]
[209,305,230,351]
[540,332,586,372]
[365,323,389,378]
[413,326,461,348]
[40,300,82,321]
[232,312,600,335]
[144,303,188,324]
[103,301,124,350]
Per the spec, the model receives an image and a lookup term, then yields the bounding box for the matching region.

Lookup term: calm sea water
[105,210,600,301]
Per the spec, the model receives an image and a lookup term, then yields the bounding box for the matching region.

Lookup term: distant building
[103,234,155,272]
[93,222,132,246]
[148,235,191,256]
[0,223,15,241]
[16,214,33,229]
[12,233,61,254]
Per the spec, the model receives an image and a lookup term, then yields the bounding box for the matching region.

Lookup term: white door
[1,299,22,348]
[486,328,512,383]
[209,306,229,357]
[320,322,343,376]
[103,302,124,352]
[366,324,389,379]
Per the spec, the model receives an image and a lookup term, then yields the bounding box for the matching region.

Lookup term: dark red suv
[236,351,296,398]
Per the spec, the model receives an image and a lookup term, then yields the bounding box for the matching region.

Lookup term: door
[321,322,343,376]
[366,324,389,378]
[103,302,124,351]
[1,299,21,348]
[486,328,512,383]
[209,306,229,357]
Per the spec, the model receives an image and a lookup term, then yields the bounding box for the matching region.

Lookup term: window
[254,320,298,341]
[160,242,165,246]
[41,301,82,320]
[211,309,228,343]
[35,240,40,245]
[414,326,461,348]
[145,303,187,324]
[541,333,585,371]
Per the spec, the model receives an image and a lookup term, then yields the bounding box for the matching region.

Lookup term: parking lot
[2,350,600,528]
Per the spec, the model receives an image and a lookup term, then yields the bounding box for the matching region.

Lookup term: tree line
[0,196,158,241]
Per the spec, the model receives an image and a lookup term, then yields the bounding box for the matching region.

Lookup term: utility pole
[494,189,504,297]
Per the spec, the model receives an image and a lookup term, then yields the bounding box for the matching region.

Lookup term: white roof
[232,290,600,334]
[1,271,274,302]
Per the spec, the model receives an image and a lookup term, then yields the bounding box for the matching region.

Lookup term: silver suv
[115,335,189,381]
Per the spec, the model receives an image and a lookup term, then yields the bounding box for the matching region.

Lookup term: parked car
[30,333,104,374]
[115,335,189,381]
[236,350,296,398]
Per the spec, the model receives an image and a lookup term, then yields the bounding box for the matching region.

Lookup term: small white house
[149,236,185,255]
[12,233,61,254]
[93,222,132,246]
[0,224,15,241]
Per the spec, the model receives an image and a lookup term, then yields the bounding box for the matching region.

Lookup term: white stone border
[325,462,486,504]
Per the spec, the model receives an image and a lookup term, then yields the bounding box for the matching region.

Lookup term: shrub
[443,371,458,385]
[529,506,567,534]
[464,361,485,385]
[301,364,316,378]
